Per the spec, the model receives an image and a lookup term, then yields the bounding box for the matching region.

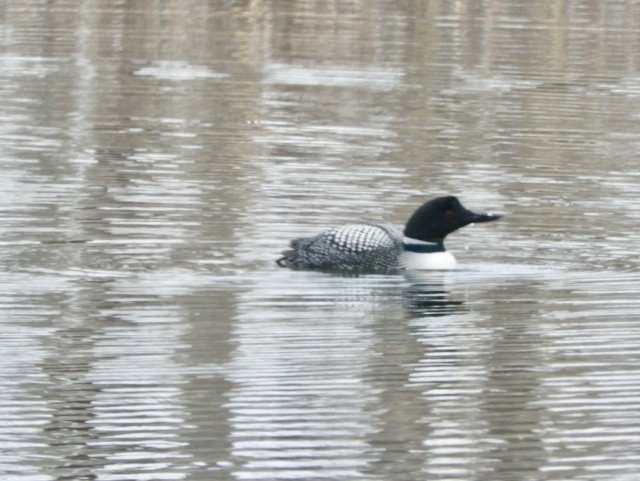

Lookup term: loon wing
[277,223,403,271]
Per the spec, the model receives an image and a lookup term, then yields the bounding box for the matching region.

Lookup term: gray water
[1,1,640,480]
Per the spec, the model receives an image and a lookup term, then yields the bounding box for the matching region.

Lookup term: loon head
[403,196,502,244]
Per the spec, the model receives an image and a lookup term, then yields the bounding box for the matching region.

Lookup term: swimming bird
[276,196,502,272]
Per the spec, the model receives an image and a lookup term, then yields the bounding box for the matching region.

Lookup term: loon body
[277,196,502,272]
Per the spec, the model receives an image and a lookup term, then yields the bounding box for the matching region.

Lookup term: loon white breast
[400,236,457,270]
[277,196,502,272]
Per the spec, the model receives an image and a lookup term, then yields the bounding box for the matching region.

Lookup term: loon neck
[401,236,456,270]
[402,236,445,253]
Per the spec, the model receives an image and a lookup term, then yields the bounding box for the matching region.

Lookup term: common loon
[276,196,502,272]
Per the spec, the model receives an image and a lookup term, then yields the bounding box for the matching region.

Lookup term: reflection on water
[2,1,640,480]
[403,273,466,317]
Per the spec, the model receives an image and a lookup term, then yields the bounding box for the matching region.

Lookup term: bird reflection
[402,272,465,317]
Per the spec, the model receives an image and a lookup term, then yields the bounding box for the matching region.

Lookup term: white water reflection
[263,63,403,90]
[134,61,229,81]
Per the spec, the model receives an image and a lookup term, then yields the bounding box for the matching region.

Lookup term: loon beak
[467,211,503,224]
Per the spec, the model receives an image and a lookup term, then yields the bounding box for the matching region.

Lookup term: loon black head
[403,196,502,244]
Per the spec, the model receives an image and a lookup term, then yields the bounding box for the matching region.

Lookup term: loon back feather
[277,223,404,272]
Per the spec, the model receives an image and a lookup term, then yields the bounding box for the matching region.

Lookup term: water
[1,1,640,480]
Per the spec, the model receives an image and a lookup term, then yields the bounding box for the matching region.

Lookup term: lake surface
[1,1,640,480]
